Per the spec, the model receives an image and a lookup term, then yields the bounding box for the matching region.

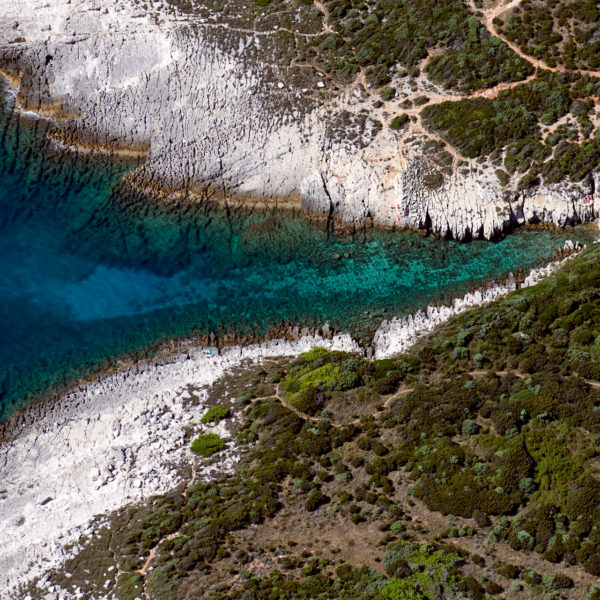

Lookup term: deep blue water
[0,80,597,420]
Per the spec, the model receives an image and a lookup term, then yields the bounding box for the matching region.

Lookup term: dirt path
[137,450,199,599]
[468,368,600,391]
[383,385,414,409]
[469,0,600,79]
[313,0,334,34]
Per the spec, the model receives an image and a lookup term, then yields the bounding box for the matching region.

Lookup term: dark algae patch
[27,244,600,599]
[1,78,594,421]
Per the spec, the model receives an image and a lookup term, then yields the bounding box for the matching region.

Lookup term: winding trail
[136,445,199,599]
[468,0,600,80]
[468,368,600,392]
[396,0,600,163]
[313,0,334,34]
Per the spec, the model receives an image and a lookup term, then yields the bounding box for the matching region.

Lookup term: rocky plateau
[0,0,598,239]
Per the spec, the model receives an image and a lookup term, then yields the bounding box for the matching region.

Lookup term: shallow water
[0,81,597,420]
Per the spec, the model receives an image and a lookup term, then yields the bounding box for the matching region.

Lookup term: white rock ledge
[373,252,583,359]
[0,0,598,240]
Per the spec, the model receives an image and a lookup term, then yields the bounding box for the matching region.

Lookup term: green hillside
[26,243,600,599]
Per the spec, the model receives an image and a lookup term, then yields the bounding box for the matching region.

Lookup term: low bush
[201,405,230,424]
[191,433,225,457]
[390,114,409,130]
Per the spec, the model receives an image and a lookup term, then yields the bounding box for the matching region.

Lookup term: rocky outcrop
[0,0,597,239]
[372,248,584,358]
[302,147,598,239]
[0,332,360,596]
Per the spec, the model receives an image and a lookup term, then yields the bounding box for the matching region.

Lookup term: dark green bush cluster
[499,475,600,576]
[201,405,230,424]
[384,374,537,517]
[309,0,531,90]
[191,433,226,456]
[206,565,387,599]
[391,244,600,571]
[422,70,600,185]
[282,347,420,414]
[207,542,473,599]
[390,114,409,130]
[496,0,600,71]
[114,572,144,600]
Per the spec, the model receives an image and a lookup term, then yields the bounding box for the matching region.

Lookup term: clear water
[0,80,597,420]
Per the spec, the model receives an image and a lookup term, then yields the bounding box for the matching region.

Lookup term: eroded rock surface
[0,0,598,239]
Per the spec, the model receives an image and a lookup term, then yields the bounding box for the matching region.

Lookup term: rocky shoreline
[373,249,582,359]
[0,333,361,596]
[1,238,595,596]
[1,230,588,439]
[1,0,598,241]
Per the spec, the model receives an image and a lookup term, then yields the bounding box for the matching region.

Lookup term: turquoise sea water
[0,80,597,420]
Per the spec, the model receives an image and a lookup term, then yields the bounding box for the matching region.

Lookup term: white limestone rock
[0,0,598,239]
[0,332,360,596]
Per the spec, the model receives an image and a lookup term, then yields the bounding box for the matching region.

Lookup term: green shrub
[585,554,600,576]
[461,419,479,435]
[518,477,536,494]
[380,87,396,101]
[373,378,399,395]
[390,114,409,130]
[378,578,425,599]
[115,572,144,600]
[452,346,469,360]
[542,573,557,590]
[496,563,520,579]
[485,580,503,594]
[191,433,225,457]
[554,574,574,589]
[305,488,329,511]
[201,405,230,424]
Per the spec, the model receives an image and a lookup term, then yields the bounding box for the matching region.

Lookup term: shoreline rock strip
[1,0,598,241]
[0,333,360,596]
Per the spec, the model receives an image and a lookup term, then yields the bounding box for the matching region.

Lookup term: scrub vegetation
[25,242,600,599]
[422,70,600,187]
[177,0,533,89]
[309,0,533,89]
[495,0,600,71]
[165,0,600,191]
[201,405,230,424]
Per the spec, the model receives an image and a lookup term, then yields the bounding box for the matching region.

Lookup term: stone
[0,0,595,240]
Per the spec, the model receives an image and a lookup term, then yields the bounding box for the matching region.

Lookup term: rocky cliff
[0,0,598,239]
